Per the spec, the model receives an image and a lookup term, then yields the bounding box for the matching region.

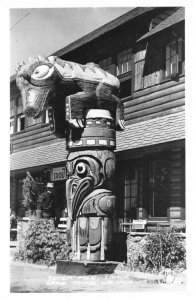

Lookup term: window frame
[98,48,134,99]
[117,48,133,76]
[10,118,14,135]
[124,164,138,222]
[17,114,26,132]
[165,36,185,78]
[25,115,42,128]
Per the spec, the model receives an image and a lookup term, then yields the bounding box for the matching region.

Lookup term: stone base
[56,260,119,275]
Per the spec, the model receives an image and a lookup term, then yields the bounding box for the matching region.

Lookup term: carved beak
[66,176,94,220]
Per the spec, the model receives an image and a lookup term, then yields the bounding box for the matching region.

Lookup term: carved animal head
[16,55,58,118]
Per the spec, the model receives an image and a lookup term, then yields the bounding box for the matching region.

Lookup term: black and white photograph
[4,0,192,295]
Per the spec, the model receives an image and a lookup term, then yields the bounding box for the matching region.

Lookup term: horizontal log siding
[11,124,59,152]
[123,77,185,125]
[13,135,59,151]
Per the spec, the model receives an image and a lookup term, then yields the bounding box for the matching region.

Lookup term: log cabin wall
[124,76,185,125]
[11,124,59,152]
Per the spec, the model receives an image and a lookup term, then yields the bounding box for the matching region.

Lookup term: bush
[126,229,186,273]
[126,235,147,272]
[14,219,70,266]
[144,228,186,272]
[23,172,40,210]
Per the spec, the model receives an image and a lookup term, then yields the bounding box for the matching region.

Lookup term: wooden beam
[124,106,184,125]
[124,82,185,109]
[124,91,184,114]
[124,98,185,120]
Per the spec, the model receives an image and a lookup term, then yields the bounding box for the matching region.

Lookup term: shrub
[39,191,54,210]
[22,172,40,210]
[144,228,186,272]
[126,229,186,273]
[14,219,70,266]
[126,235,147,272]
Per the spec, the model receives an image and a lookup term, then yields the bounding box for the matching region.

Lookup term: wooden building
[10,7,185,229]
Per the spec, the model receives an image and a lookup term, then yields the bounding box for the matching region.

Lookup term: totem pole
[16,55,125,262]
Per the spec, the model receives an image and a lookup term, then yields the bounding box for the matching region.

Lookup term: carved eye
[76,163,87,176]
[31,65,50,79]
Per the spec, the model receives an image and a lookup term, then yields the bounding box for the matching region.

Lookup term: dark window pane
[120,79,132,98]
[20,117,25,131]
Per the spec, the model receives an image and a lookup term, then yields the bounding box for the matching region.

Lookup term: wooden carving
[16,55,125,261]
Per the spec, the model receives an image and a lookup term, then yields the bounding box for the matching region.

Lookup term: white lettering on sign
[52,167,66,181]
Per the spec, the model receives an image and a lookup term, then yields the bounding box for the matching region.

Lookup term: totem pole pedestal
[56,260,119,275]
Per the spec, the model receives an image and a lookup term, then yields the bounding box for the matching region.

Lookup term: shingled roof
[10,141,68,171]
[116,111,185,152]
[137,7,185,42]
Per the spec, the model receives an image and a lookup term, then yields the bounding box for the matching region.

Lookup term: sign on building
[51,167,66,181]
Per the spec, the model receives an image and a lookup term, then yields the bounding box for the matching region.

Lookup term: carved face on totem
[66,150,115,220]
[16,56,58,118]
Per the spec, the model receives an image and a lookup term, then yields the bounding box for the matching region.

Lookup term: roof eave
[53,7,155,57]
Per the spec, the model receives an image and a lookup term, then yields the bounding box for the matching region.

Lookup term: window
[148,158,169,217]
[117,49,132,76]
[10,99,14,117]
[26,116,41,127]
[16,178,25,217]
[17,115,25,132]
[98,57,116,75]
[99,57,111,70]
[120,79,132,98]
[10,118,14,134]
[165,37,185,77]
[17,97,23,114]
[124,165,137,222]
[45,110,49,124]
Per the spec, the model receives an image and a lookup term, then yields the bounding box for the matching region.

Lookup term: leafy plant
[144,228,186,272]
[39,192,54,211]
[126,229,186,273]
[126,235,148,272]
[14,219,70,266]
[23,172,40,210]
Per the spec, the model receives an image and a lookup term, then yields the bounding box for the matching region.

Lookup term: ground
[10,260,186,293]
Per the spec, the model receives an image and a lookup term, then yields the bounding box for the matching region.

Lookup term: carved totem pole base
[56,260,119,275]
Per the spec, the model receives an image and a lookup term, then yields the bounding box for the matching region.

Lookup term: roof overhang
[137,7,185,42]
[53,7,155,57]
